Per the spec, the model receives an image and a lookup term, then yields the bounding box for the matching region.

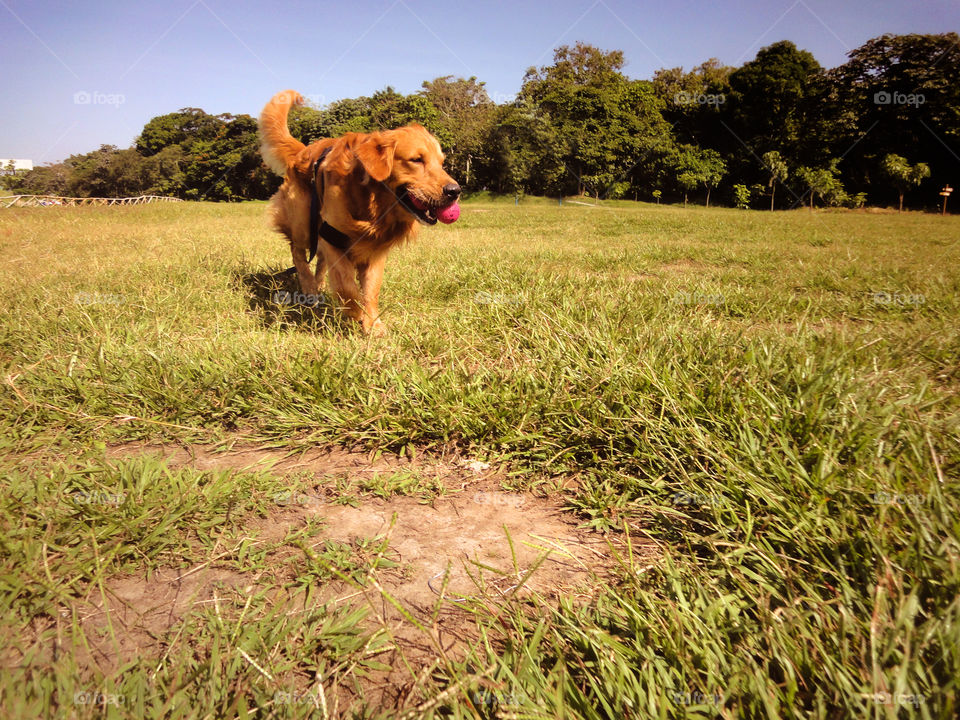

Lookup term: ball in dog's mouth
[435,201,460,224]
[406,192,460,225]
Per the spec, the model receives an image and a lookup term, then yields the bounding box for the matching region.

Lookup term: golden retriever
[258,90,461,335]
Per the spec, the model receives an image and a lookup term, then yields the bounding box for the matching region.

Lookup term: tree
[6,162,70,195]
[182,113,278,201]
[521,42,626,104]
[669,145,698,207]
[723,42,825,185]
[700,149,726,207]
[136,109,223,156]
[762,150,789,210]
[733,184,751,209]
[421,76,495,187]
[795,161,845,209]
[668,144,726,207]
[65,145,126,197]
[480,101,566,196]
[828,33,960,204]
[367,88,447,141]
[145,145,185,196]
[290,97,370,141]
[652,59,733,149]
[831,33,960,144]
[0,160,15,190]
[287,88,454,160]
[60,144,185,198]
[519,44,673,198]
[881,154,931,212]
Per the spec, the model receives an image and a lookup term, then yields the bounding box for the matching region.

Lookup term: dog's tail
[258,90,306,175]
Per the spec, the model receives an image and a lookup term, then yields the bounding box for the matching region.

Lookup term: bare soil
[66,442,658,711]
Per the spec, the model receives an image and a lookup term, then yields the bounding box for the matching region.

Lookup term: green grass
[1,198,958,718]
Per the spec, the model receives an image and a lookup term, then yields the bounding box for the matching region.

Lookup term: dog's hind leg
[286,209,320,299]
[269,192,319,300]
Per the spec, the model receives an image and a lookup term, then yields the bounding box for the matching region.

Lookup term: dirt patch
[302,490,614,605]
[75,566,252,672]
[101,443,631,605]
[104,441,423,479]
[69,442,656,709]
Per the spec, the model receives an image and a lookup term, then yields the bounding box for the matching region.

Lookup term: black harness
[307,147,352,261]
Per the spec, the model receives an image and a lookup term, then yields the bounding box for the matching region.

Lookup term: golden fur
[258,90,460,335]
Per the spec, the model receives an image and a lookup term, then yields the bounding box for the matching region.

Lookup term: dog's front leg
[357,253,388,336]
[291,243,319,298]
[325,251,367,330]
[313,255,327,291]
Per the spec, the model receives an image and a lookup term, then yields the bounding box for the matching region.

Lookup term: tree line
[6,32,958,210]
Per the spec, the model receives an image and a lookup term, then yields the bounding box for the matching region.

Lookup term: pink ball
[437,201,460,224]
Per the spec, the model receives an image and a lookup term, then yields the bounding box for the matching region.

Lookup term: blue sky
[1,0,957,163]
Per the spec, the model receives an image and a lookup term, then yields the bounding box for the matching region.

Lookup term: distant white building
[0,159,33,174]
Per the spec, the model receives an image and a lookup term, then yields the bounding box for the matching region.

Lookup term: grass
[1,198,958,718]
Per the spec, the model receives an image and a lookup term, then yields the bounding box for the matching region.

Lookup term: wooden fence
[1,195,183,208]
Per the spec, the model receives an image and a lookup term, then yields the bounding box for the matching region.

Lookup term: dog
[258,90,461,335]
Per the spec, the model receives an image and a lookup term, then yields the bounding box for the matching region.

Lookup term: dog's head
[352,125,460,225]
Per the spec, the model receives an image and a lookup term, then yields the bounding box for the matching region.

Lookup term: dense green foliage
[6,33,958,209]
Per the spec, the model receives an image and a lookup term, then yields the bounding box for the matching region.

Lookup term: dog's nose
[443,183,461,200]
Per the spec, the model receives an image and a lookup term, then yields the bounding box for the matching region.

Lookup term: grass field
[1,198,958,718]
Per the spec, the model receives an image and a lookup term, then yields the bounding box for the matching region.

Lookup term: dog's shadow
[235,266,341,332]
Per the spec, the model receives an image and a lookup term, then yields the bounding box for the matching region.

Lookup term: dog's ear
[353,133,396,182]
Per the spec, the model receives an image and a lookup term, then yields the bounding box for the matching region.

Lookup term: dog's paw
[365,319,388,337]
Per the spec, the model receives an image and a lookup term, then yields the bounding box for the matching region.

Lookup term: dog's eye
[409,156,424,164]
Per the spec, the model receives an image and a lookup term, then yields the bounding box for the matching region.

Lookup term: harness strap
[306,146,354,262]
[307,148,328,262]
[319,221,351,251]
